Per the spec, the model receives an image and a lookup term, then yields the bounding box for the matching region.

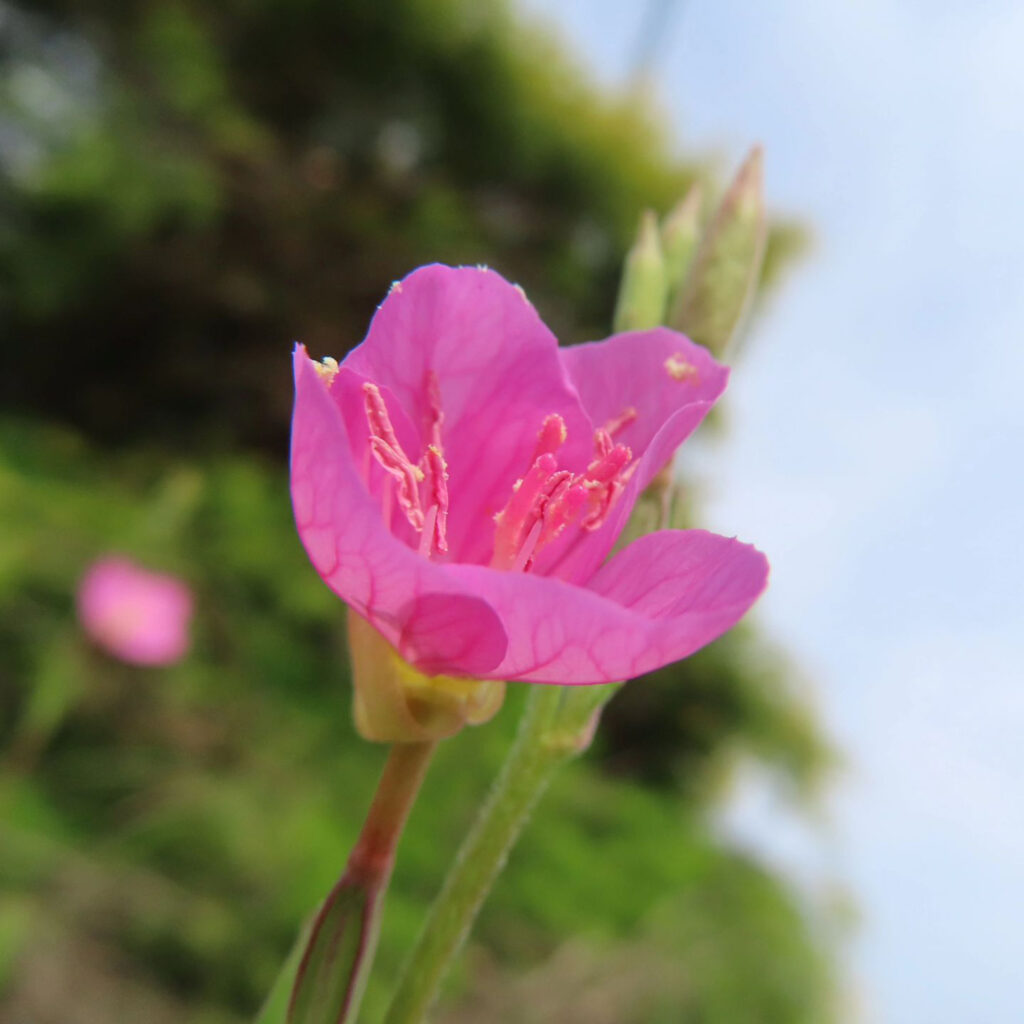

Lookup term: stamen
[368,437,425,529]
[315,356,340,385]
[592,428,614,460]
[665,353,699,382]
[538,478,587,547]
[364,382,406,453]
[422,444,449,555]
[584,438,632,485]
[577,431,634,531]
[381,475,394,528]
[362,376,452,558]
[511,519,544,573]
[419,505,438,558]
[603,406,637,437]
[582,477,625,530]
[364,382,425,530]
[492,453,558,570]
[532,413,567,461]
[492,412,639,568]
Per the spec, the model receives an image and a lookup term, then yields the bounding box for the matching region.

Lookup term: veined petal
[291,269,769,692]
[536,399,715,584]
[343,265,592,563]
[442,530,768,684]
[560,327,727,473]
[291,346,509,674]
[538,328,728,583]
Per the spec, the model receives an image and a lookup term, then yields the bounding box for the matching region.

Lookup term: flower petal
[291,346,509,674]
[343,265,593,564]
[397,592,508,677]
[537,328,729,583]
[442,529,768,683]
[561,327,727,476]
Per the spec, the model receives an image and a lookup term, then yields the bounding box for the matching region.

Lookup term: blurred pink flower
[77,557,193,666]
[291,265,768,685]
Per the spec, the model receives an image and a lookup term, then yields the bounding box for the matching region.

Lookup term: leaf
[287,876,379,1024]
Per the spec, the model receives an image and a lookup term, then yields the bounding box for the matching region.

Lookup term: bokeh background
[2,1,1019,1022]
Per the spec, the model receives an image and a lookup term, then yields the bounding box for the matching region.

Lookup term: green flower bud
[668,146,767,356]
[661,181,704,306]
[613,209,668,332]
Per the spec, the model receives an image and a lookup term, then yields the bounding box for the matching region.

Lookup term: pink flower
[77,557,193,666]
[291,265,767,686]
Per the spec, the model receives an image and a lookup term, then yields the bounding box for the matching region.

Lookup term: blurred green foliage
[1,0,834,1020]
[0,0,802,450]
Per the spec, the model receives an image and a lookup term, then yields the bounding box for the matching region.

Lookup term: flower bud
[613,209,668,332]
[668,146,767,356]
[347,613,505,743]
[661,181,703,306]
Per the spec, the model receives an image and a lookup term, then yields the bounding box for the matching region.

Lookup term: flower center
[361,377,636,570]
[490,412,636,572]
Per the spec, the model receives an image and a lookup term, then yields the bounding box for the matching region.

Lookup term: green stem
[345,740,438,887]
[382,685,571,1024]
[259,741,436,1024]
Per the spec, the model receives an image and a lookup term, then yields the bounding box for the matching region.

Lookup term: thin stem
[346,740,437,886]
[382,685,569,1024]
[264,741,436,1024]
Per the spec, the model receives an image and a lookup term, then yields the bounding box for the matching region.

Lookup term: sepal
[348,613,505,743]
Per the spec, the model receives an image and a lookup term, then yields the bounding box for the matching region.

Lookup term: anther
[665,353,699,382]
[315,356,340,385]
[532,413,568,461]
[584,438,632,485]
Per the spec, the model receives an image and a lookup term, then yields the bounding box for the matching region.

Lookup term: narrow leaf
[288,875,378,1024]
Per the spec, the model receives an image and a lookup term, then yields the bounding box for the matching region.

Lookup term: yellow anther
[665,353,699,382]
[314,356,340,384]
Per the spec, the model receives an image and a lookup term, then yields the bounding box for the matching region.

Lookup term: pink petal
[291,347,509,674]
[397,592,508,677]
[560,327,728,473]
[342,265,593,564]
[440,529,767,683]
[77,557,192,666]
[538,329,729,584]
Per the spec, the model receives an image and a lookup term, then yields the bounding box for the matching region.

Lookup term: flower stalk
[285,739,436,1024]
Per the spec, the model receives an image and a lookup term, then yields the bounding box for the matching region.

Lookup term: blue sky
[523,1,1024,1020]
